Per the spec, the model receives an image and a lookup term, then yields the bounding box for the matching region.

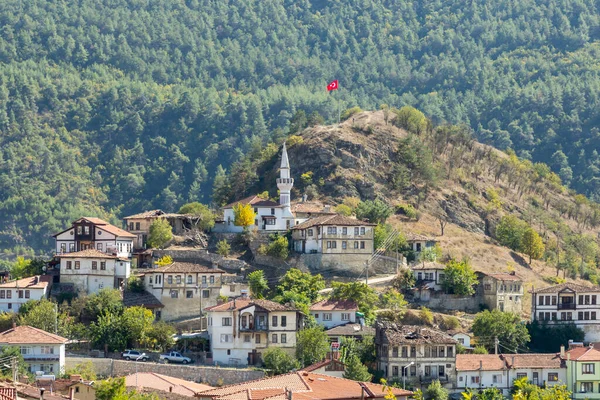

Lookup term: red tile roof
[532,282,599,294]
[483,273,522,282]
[456,355,507,371]
[123,210,166,219]
[411,262,446,271]
[222,196,280,209]
[292,215,375,230]
[147,261,224,274]
[300,358,345,373]
[0,276,48,290]
[205,299,298,313]
[53,217,135,238]
[0,325,68,345]
[565,346,600,361]
[125,372,213,396]
[198,372,411,400]
[57,249,117,259]
[204,299,253,312]
[310,300,358,311]
[502,353,563,369]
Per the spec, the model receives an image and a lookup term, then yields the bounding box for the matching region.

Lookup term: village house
[478,272,523,313]
[299,353,347,378]
[455,353,565,395]
[406,233,439,258]
[309,299,357,329]
[142,261,225,322]
[531,282,600,342]
[219,274,249,300]
[57,249,130,295]
[325,324,375,343]
[448,331,473,350]
[196,371,412,400]
[410,262,446,302]
[563,345,600,398]
[53,217,135,258]
[123,289,164,320]
[204,298,303,366]
[216,143,296,232]
[375,323,457,388]
[0,325,68,375]
[0,276,51,313]
[291,201,336,220]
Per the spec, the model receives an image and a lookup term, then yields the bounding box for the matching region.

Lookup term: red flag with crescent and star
[327,80,338,91]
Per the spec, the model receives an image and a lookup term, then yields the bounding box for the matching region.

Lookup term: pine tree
[342,354,372,382]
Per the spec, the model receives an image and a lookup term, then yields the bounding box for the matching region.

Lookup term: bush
[395,203,418,220]
[419,306,434,326]
[341,106,362,120]
[335,204,353,216]
[216,239,231,256]
[441,316,460,331]
[127,276,144,293]
[263,234,289,259]
[263,348,300,375]
[147,218,173,248]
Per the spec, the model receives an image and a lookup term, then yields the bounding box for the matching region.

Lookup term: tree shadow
[509,251,529,269]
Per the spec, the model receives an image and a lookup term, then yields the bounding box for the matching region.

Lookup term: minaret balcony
[277,178,294,185]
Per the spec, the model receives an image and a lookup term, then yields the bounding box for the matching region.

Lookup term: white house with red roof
[0,276,51,313]
[57,249,130,294]
[0,325,68,375]
[205,298,303,366]
[310,299,358,329]
[53,217,135,258]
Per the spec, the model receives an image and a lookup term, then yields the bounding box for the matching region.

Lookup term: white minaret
[277,142,294,219]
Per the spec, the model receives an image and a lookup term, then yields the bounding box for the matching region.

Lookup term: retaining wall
[66,357,265,386]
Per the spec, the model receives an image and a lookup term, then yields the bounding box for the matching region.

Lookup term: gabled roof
[565,346,600,361]
[481,272,522,282]
[222,196,280,209]
[198,372,412,400]
[292,214,375,230]
[0,325,68,345]
[125,372,213,396]
[123,290,164,309]
[145,261,224,274]
[53,217,135,238]
[300,358,345,372]
[291,202,335,215]
[57,249,117,259]
[325,324,375,337]
[0,276,48,290]
[411,262,446,271]
[456,355,507,371]
[376,323,457,345]
[502,353,563,369]
[204,299,298,313]
[310,299,358,311]
[405,233,436,242]
[532,282,599,294]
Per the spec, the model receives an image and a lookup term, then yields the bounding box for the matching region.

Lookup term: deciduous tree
[147,218,173,248]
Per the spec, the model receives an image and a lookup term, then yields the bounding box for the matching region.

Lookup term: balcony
[23,354,59,361]
[239,323,268,332]
[557,303,576,310]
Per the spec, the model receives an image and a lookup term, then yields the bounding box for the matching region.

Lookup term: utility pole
[396,247,399,275]
[365,261,369,286]
[11,357,16,382]
[494,336,499,355]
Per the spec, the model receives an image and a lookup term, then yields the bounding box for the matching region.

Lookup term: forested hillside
[2,0,600,255]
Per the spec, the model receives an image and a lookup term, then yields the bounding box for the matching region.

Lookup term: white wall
[60,257,119,294]
[311,310,356,329]
[0,287,47,313]
[452,334,471,348]
[456,370,510,394]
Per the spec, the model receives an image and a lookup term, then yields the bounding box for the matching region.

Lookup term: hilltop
[242,110,600,298]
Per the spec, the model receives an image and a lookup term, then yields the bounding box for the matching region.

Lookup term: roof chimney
[169,386,173,393]
[69,387,75,400]
[560,345,565,358]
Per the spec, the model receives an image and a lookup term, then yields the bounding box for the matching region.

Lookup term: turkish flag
[327,80,338,91]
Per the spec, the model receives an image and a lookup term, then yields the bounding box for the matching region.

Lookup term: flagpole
[338,85,341,125]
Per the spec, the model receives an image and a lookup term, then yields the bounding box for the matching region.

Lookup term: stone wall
[300,253,370,277]
[153,249,248,273]
[65,357,265,386]
[413,291,481,313]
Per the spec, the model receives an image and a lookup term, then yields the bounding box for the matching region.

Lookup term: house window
[77,226,82,235]
[20,346,31,355]
[327,227,337,234]
[493,374,502,384]
[92,261,97,270]
[593,312,597,320]
[471,376,480,384]
[220,334,232,343]
[392,366,399,377]
[323,313,332,321]
[176,276,181,284]
[271,208,275,215]
[354,227,359,235]
[69,243,75,252]
[168,276,173,284]
[84,226,90,235]
[308,229,313,237]
[360,227,365,235]
[129,222,134,230]
[222,317,232,326]
[281,334,287,343]
[281,316,287,327]
[548,373,559,382]
[484,284,491,290]
[41,346,54,354]
[342,241,347,249]
[100,262,106,270]
[272,316,278,327]
[66,261,72,269]
[60,243,66,253]
[202,276,207,284]
[594,296,598,305]
[203,290,210,298]
[6,291,10,299]
[583,363,595,374]
[341,313,350,321]
[272,334,278,343]
[25,290,29,299]
[136,222,140,230]
[170,290,178,298]
[230,285,236,292]
[244,334,251,343]
[210,276,215,284]
[186,291,193,298]
[156,275,161,284]
[342,227,347,235]
[552,296,557,305]
[538,296,544,305]
[360,241,365,249]
[7,303,11,309]
[75,261,80,269]
[256,335,261,344]
[0,291,4,299]
[354,241,359,249]
[424,366,431,376]
[581,382,594,393]
[187,276,193,284]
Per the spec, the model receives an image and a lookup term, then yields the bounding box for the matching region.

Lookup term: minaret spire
[277,142,293,209]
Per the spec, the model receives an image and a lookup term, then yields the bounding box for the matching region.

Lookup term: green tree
[393,106,429,136]
[374,223,406,251]
[513,377,571,400]
[127,276,145,293]
[83,289,124,321]
[527,321,584,353]
[477,388,504,400]
[216,239,231,256]
[0,346,27,377]
[147,218,173,248]
[263,234,289,259]
[356,200,392,224]
[334,204,353,216]
[276,268,325,304]
[144,321,176,351]
[441,259,479,296]
[495,216,529,251]
[296,326,330,367]
[66,361,97,381]
[472,346,489,354]
[10,256,31,280]
[89,311,128,352]
[330,282,379,322]
[263,347,300,375]
[379,289,408,313]
[121,306,154,347]
[424,380,448,400]
[343,354,372,381]
[391,269,416,290]
[177,202,215,231]
[96,377,160,400]
[472,310,530,353]
[247,270,269,299]
[520,228,545,265]
[419,306,434,325]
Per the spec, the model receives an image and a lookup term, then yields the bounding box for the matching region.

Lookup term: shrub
[216,239,231,257]
[341,106,362,120]
[395,203,418,220]
[418,306,434,326]
[442,316,460,331]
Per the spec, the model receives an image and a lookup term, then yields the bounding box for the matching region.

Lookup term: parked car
[159,351,192,364]
[121,350,149,361]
